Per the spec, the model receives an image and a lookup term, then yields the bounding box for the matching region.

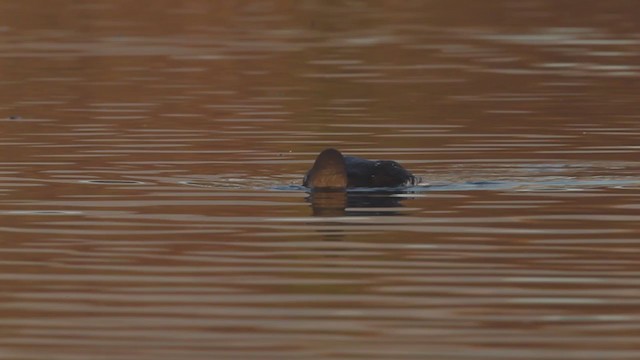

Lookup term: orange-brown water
[1,1,640,359]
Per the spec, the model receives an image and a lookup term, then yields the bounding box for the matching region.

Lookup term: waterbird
[303,148,418,190]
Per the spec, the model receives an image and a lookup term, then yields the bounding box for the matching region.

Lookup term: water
[1,1,640,359]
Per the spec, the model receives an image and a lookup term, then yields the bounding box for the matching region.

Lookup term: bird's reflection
[307,190,409,217]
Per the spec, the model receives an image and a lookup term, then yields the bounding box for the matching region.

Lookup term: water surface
[1,1,640,359]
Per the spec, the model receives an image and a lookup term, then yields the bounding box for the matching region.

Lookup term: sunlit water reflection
[1,1,640,359]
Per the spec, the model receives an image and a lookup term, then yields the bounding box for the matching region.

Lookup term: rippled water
[1,1,640,359]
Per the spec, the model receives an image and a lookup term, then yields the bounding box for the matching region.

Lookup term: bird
[303,148,418,190]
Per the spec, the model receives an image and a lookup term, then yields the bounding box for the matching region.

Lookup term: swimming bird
[303,148,418,190]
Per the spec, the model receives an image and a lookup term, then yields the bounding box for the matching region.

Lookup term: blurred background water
[1,1,640,359]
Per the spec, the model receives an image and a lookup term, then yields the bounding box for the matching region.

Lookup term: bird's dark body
[303,149,418,190]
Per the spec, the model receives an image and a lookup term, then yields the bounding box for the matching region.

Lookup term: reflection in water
[79,179,147,185]
[307,189,413,242]
[308,189,410,217]
[307,191,347,217]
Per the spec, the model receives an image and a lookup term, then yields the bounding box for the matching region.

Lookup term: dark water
[1,1,640,359]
